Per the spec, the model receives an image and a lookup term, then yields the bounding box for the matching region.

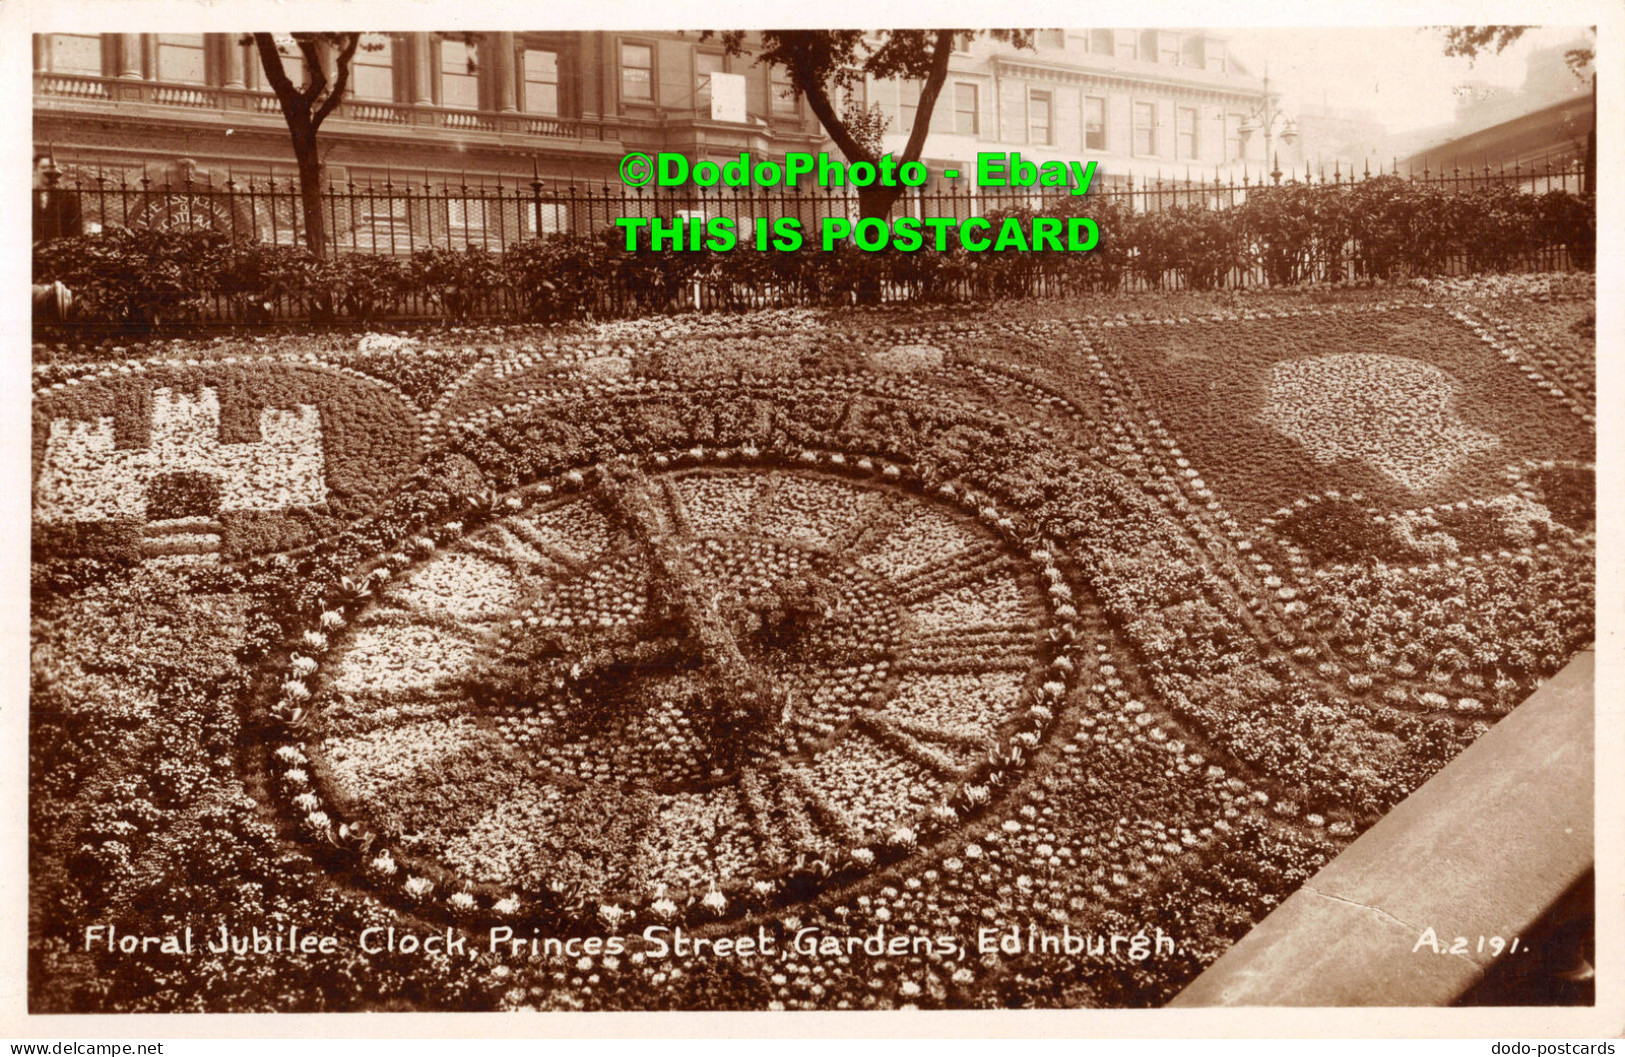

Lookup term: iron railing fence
[54,155,1589,251]
[36,156,1591,321]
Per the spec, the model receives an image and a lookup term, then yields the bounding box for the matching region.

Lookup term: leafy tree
[247,33,363,258]
[1440,26,1535,60]
[1436,26,1595,193]
[707,30,1034,223]
[1439,25,1594,73]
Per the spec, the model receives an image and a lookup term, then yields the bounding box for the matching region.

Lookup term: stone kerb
[1169,649,1594,1007]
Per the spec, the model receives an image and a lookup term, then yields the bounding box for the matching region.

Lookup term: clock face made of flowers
[274,453,1075,924]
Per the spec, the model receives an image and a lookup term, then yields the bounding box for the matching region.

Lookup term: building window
[1117,31,1139,62]
[440,38,479,109]
[770,65,798,113]
[356,194,407,248]
[1038,30,1066,49]
[523,48,559,115]
[695,52,723,111]
[1226,112,1245,161]
[42,34,102,76]
[1206,41,1227,72]
[1133,101,1157,156]
[1085,96,1106,151]
[1029,90,1052,146]
[1177,107,1198,160]
[1089,30,1115,55]
[525,201,569,236]
[156,34,207,84]
[898,79,921,132]
[837,68,865,113]
[1159,34,1181,66]
[954,82,978,135]
[351,33,394,102]
[953,34,971,55]
[621,42,653,102]
[448,197,490,237]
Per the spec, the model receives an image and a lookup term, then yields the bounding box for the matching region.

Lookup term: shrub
[408,247,504,320]
[317,253,410,323]
[503,236,611,322]
[32,181,1595,332]
[1535,190,1595,270]
[33,227,228,328]
[212,244,323,322]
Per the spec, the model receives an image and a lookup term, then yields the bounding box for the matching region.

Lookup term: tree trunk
[1583,73,1595,197]
[292,130,328,259]
[857,184,901,222]
[287,125,336,319]
[854,184,902,305]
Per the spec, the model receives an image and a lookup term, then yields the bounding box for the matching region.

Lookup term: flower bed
[1101,302,1594,519]
[30,283,1592,1013]
[32,360,421,579]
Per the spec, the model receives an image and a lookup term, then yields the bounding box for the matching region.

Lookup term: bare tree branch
[313,34,361,127]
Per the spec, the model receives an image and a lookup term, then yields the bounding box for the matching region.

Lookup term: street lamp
[1236,68,1298,183]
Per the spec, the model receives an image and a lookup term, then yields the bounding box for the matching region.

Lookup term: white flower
[448,891,478,912]
[404,876,434,899]
[701,889,728,915]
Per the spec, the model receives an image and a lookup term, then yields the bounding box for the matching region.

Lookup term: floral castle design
[36,386,327,563]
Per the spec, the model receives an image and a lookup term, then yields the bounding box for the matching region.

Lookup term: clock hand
[598,465,787,756]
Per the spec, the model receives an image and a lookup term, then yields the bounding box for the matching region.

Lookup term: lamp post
[1237,68,1299,184]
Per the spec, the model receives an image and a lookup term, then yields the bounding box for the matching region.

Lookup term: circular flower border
[259,445,1082,930]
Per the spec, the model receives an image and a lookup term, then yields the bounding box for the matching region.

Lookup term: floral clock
[270,452,1079,925]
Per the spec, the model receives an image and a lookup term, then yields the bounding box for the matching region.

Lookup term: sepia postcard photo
[11,0,1619,1036]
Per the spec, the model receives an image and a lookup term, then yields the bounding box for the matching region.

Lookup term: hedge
[33,178,1594,328]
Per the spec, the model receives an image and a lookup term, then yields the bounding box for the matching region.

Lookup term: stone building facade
[34,29,1290,236]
